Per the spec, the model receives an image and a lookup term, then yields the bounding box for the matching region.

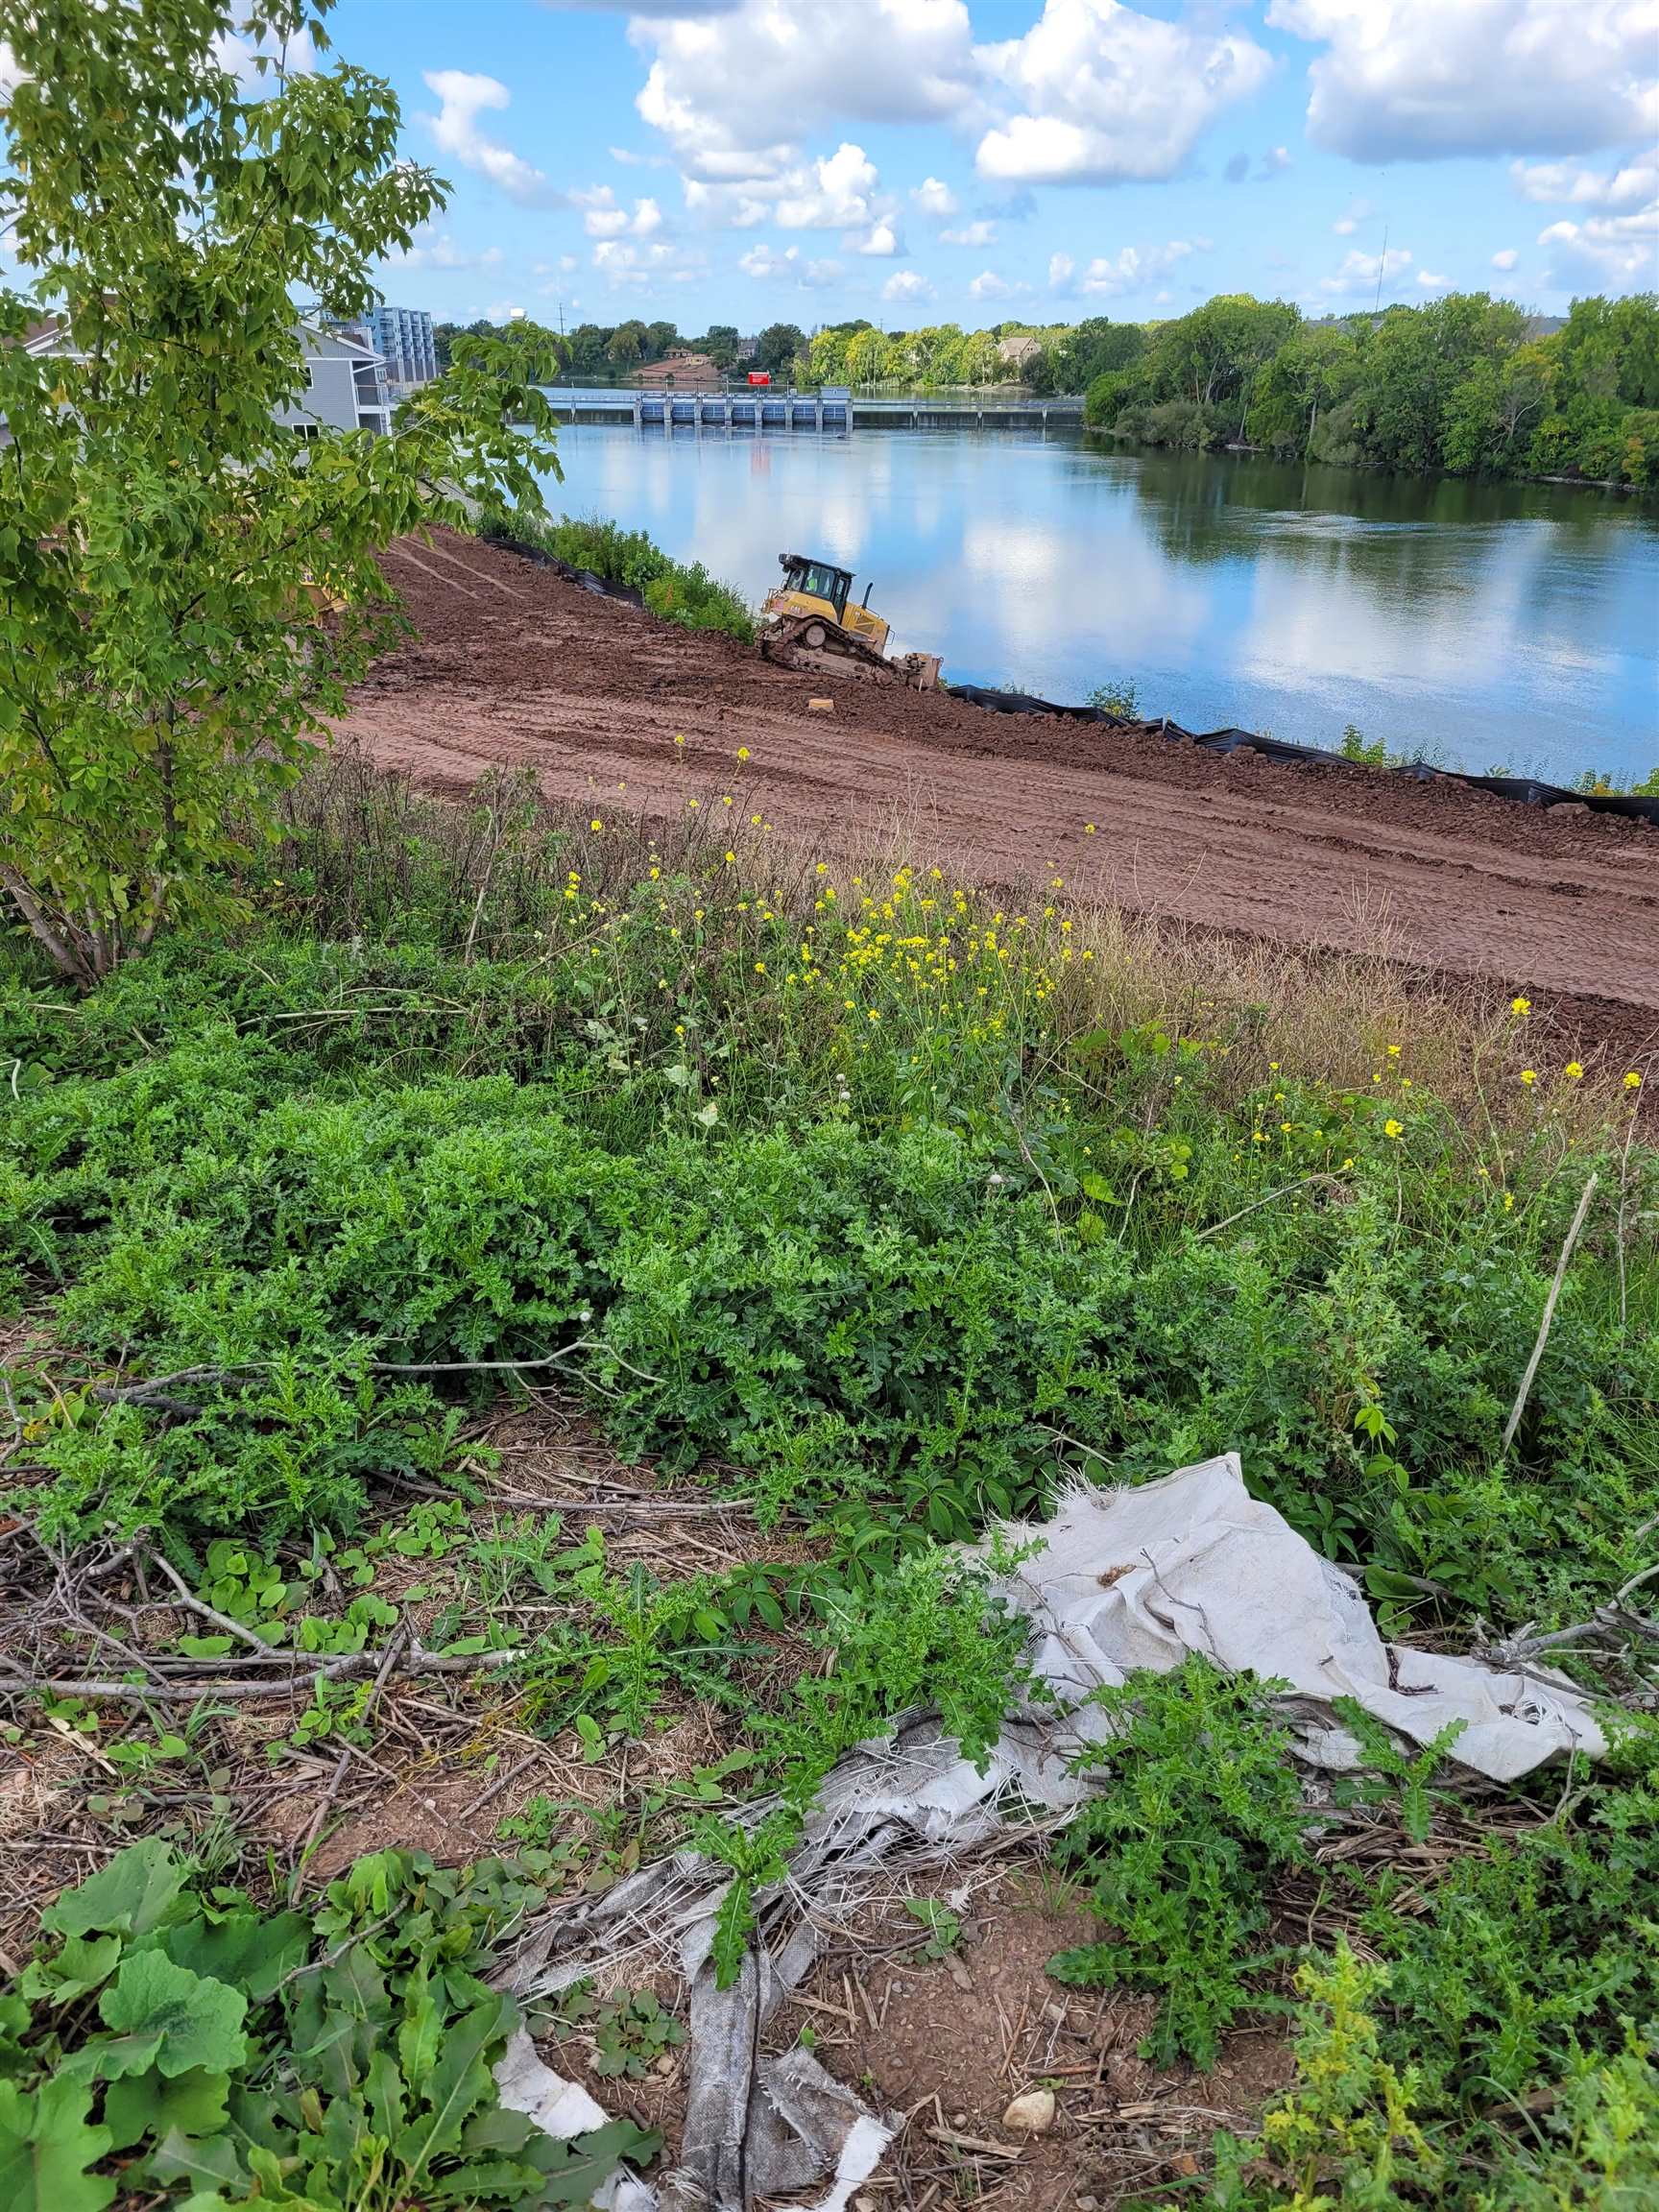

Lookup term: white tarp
[497,1451,1605,2209]
[998,1453,1605,1785]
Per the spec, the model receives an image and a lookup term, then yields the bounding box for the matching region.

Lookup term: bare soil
[339,529,1659,1058]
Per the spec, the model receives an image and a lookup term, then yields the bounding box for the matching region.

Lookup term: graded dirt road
[341,529,1658,1052]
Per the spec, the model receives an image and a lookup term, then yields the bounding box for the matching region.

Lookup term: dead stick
[144,1549,278,1657]
[289,1629,407,1901]
[1503,1171,1598,1454]
[0,1645,519,1704]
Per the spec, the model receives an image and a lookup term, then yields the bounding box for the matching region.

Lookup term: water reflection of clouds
[532,431,1654,780]
[956,514,1208,682]
[1238,520,1625,702]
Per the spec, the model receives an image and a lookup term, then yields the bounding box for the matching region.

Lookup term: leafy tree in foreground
[0,0,562,984]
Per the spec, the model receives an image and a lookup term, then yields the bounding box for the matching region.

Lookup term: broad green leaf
[95,1951,248,2080]
[397,1960,442,2083]
[19,1934,121,2006]
[0,2074,115,2212]
[105,2064,229,2152]
[147,2125,245,2195]
[533,2120,661,2205]
[164,1908,309,2003]
[392,1994,514,2182]
[40,1839,184,1940]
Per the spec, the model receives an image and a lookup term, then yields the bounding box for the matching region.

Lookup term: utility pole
[1374,223,1388,315]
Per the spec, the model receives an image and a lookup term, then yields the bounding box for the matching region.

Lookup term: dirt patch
[761,1872,1294,2209]
[336,530,1659,1061]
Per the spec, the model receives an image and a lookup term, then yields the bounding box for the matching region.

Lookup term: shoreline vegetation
[485,511,755,641]
[503,291,1659,493]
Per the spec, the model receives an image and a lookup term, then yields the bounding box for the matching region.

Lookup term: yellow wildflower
[1563,1061,1583,1080]
[1520,1069,1537,1085]
[1383,1118,1404,1139]
[1510,996,1530,1016]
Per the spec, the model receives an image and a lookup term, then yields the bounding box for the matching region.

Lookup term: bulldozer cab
[778,553,853,624]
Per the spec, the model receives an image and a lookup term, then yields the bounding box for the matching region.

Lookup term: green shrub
[4,842,1651,1631]
[1049,1658,1312,2067]
[487,512,754,639]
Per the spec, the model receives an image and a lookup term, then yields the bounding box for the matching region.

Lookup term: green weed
[0,1840,654,2210]
[1049,1657,1311,2068]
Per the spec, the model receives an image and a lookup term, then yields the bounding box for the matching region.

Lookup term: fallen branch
[0,1641,521,1705]
[1503,1170,1598,1454]
[84,1334,656,1407]
[289,1627,408,1899]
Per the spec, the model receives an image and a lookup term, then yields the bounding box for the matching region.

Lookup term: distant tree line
[1082,291,1659,488]
[431,317,806,379]
[432,290,1658,485]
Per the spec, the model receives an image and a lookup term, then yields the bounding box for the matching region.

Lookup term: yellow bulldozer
[759,553,940,688]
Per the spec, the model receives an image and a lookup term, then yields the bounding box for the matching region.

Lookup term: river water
[539,425,1659,786]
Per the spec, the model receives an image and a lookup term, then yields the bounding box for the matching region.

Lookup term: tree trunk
[1,864,92,986]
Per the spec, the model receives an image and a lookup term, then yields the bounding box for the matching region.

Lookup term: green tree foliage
[755,320,807,376]
[1077,283,1659,486]
[605,317,648,367]
[0,0,561,984]
[696,324,741,369]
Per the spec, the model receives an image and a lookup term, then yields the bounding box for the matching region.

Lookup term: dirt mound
[339,529,1659,1050]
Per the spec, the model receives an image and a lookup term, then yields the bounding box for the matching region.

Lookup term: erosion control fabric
[947,684,1659,826]
[484,532,1658,826]
[493,1454,1600,2212]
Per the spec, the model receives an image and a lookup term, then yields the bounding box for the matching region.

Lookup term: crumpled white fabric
[495,1450,1605,2208]
[998,1454,1604,1784]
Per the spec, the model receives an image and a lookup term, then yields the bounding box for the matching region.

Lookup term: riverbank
[343,527,1659,1069]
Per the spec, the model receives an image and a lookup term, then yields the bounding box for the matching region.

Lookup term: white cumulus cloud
[422,70,562,206]
[574,186,667,239]
[913,176,961,217]
[968,269,1027,301]
[1492,247,1521,270]
[1511,156,1658,207]
[941,219,998,247]
[1538,200,1659,284]
[593,237,704,287]
[1416,269,1449,288]
[685,141,901,246]
[1318,244,1413,295]
[974,0,1272,185]
[1051,235,1210,298]
[1269,0,1659,162]
[882,268,936,304]
[736,242,841,287]
[633,0,975,181]
[853,220,903,256]
[389,229,505,274]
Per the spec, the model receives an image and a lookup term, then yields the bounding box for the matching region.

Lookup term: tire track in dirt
[341,529,1659,1051]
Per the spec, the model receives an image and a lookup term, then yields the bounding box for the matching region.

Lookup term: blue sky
[329,0,1659,331]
